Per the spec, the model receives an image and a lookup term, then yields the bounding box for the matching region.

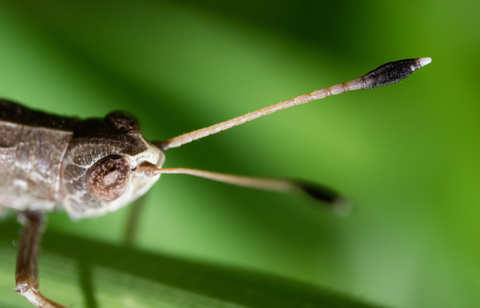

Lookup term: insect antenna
[149,58,431,213]
[155,57,431,150]
[138,165,350,214]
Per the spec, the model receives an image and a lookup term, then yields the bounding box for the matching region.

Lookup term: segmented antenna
[156,58,431,150]
[139,166,349,213]
[147,58,431,212]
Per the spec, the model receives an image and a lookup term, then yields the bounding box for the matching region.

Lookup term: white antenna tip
[418,57,432,67]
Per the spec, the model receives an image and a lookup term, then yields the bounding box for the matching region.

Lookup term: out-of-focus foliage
[0,0,479,307]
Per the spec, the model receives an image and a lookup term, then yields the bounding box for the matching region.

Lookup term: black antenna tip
[362,57,432,89]
[294,181,353,216]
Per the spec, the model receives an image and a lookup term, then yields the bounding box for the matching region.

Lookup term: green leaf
[0,220,379,308]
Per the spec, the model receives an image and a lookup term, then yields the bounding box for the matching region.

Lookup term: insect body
[0,102,164,219]
[1,58,431,307]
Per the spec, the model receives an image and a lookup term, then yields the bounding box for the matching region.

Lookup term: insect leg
[15,211,65,308]
[123,195,146,247]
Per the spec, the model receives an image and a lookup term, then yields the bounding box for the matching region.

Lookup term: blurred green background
[0,0,479,307]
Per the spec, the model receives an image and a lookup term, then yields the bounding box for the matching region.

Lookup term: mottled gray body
[0,100,164,219]
[0,101,75,212]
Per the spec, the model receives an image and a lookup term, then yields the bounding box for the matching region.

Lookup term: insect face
[60,113,165,220]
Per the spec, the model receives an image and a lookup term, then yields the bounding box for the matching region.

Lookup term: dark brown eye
[86,155,131,201]
[104,111,141,133]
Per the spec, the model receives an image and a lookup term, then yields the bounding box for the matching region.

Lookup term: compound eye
[86,155,131,201]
